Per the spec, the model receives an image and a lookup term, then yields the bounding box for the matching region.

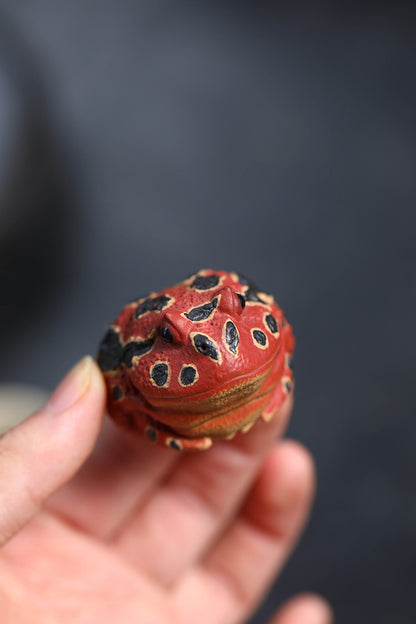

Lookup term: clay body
[97,270,295,450]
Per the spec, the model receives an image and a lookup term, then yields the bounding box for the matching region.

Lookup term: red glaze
[97,270,295,450]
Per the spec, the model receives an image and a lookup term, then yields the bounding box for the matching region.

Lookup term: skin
[0,356,332,624]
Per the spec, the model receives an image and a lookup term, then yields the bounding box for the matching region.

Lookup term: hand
[0,356,331,623]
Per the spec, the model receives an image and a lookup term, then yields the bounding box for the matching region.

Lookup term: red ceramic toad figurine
[97,270,295,450]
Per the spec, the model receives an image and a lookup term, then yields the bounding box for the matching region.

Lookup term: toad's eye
[192,334,219,360]
[161,326,173,342]
[217,286,244,316]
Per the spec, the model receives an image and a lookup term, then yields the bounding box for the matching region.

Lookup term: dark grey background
[0,2,415,623]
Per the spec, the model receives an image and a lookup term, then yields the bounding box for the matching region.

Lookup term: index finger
[0,357,105,547]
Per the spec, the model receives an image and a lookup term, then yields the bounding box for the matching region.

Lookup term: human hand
[0,356,331,623]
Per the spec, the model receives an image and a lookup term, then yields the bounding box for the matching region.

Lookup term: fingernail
[46,356,93,414]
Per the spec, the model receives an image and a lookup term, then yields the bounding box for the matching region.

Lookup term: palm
[0,359,328,623]
[1,393,316,624]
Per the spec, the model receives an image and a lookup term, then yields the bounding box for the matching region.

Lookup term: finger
[2,511,161,608]
[172,440,315,624]
[48,418,179,538]
[0,356,105,546]
[268,594,333,624]
[112,394,293,585]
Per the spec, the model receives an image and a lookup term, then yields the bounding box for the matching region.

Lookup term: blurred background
[0,2,415,622]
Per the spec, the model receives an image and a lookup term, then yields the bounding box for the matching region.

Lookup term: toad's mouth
[140,360,275,416]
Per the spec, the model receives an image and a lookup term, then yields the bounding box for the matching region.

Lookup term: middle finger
[47,418,179,537]
[110,394,293,586]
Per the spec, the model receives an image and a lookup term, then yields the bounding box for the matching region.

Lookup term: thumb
[0,356,106,547]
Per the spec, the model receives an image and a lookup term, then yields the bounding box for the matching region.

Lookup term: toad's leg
[261,354,294,422]
[107,388,212,451]
[143,419,213,451]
